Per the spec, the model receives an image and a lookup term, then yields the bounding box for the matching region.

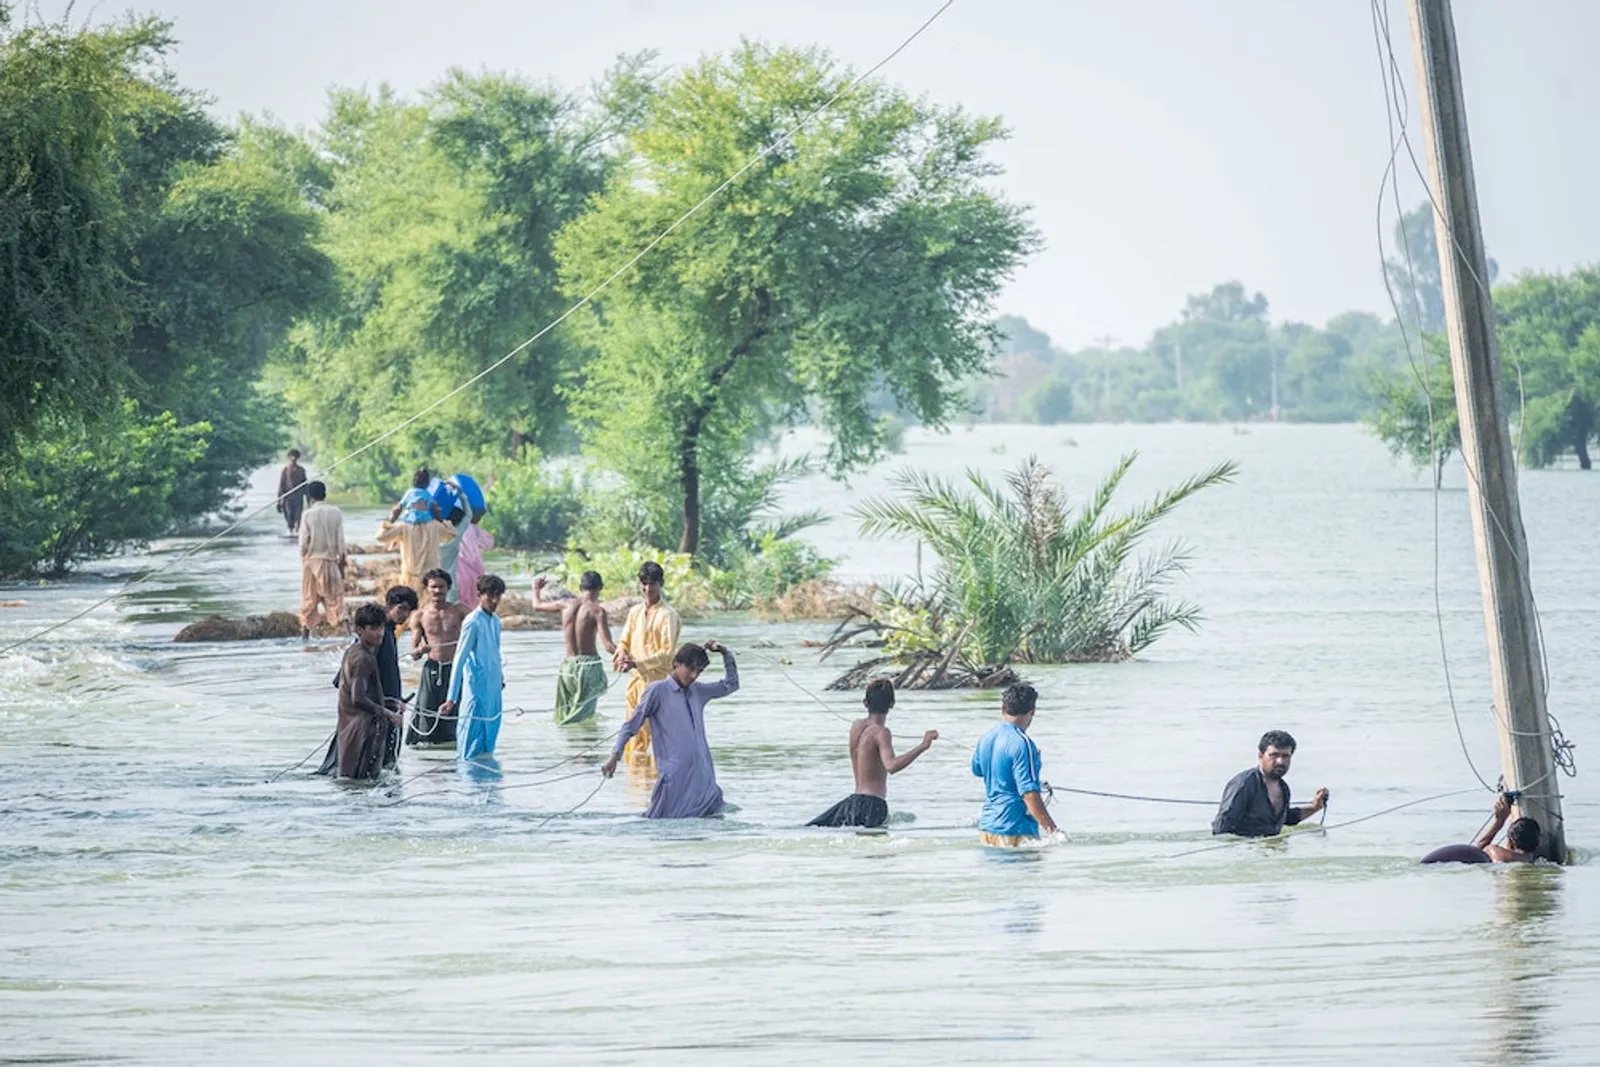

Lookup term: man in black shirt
[1212,730,1329,837]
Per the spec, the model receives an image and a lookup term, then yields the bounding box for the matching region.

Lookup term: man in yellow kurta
[376,517,456,599]
[612,560,682,766]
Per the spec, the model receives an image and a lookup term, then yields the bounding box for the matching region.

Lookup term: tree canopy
[557,44,1037,556]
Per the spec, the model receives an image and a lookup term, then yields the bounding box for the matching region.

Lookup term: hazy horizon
[31,0,1600,350]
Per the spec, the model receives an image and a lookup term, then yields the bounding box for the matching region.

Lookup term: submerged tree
[823,454,1236,686]
[557,43,1038,557]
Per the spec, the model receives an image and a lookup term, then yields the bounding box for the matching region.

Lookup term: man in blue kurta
[440,573,506,762]
[971,683,1062,847]
[601,641,738,818]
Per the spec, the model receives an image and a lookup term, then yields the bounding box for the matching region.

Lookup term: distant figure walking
[531,572,616,725]
[276,449,309,535]
[613,561,681,767]
[809,679,937,829]
[297,481,346,638]
[441,574,506,763]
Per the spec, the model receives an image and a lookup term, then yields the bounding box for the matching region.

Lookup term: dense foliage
[0,14,333,574]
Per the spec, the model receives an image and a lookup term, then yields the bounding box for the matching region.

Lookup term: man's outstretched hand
[600,754,619,779]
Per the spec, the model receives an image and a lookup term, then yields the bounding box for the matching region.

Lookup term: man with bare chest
[808,679,938,828]
[408,568,468,745]
[532,571,617,724]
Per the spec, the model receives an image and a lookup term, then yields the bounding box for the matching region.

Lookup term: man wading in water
[409,568,467,745]
[808,679,937,829]
[531,572,616,725]
[1212,730,1329,837]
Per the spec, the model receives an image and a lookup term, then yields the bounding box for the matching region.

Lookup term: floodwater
[2,423,1597,1065]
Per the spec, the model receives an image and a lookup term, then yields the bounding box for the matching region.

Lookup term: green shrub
[483,460,584,550]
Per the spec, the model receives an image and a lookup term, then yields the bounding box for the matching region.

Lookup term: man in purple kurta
[601,641,738,818]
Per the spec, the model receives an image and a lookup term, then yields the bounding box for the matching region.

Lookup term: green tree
[557,44,1038,555]
[1019,376,1075,424]
[281,64,640,492]
[1496,267,1600,469]
[1367,336,1459,487]
[0,15,165,450]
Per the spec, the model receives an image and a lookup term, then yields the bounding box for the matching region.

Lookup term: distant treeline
[968,205,1600,483]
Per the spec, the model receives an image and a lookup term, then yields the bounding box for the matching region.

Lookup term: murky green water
[2,424,1596,1064]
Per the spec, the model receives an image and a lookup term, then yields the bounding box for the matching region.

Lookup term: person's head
[670,642,711,687]
[306,480,327,502]
[447,504,466,525]
[1508,816,1542,854]
[412,467,430,489]
[353,603,386,646]
[638,561,665,603]
[287,448,301,462]
[863,678,896,716]
[422,568,452,605]
[579,570,603,594]
[1257,730,1297,780]
[477,573,506,613]
[1001,683,1038,729]
[384,585,418,625]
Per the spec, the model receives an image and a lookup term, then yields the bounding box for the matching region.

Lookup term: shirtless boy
[532,571,617,725]
[408,567,468,745]
[808,678,937,828]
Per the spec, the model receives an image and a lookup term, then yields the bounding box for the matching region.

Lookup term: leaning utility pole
[1407,0,1566,859]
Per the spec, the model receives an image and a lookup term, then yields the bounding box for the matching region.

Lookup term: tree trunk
[678,435,702,556]
[1576,436,1592,471]
[673,316,774,558]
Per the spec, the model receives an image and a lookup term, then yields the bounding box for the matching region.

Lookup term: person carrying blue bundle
[389,467,443,525]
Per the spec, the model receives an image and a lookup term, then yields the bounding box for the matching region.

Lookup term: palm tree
[839,453,1236,679]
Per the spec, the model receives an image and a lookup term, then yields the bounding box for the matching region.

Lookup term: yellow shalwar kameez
[614,600,682,765]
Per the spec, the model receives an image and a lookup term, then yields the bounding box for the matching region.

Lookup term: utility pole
[1174,339,1184,392]
[1408,0,1566,860]
[1097,334,1117,419]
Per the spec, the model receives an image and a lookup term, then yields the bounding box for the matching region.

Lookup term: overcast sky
[37,0,1600,349]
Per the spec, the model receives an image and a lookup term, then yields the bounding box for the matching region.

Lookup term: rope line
[0,0,961,661]
[1162,787,1482,860]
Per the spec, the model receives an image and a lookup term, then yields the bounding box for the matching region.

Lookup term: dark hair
[412,467,430,489]
[673,643,711,670]
[287,449,301,459]
[579,570,603,592]
[1508,817,1541,853]
[638,561,665,585]
[385,585,418,610]
[1259,730,1298,754]
[477,574,506,597]
[1001,683,1038,717]
[353,603,386,630]
[422,568,452,589]
[863,678,896,715]
[447,504,466,525]
[306,480,327,501]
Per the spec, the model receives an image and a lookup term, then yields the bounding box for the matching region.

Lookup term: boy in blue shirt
[390,467,443,525]
[971,683,1062,847]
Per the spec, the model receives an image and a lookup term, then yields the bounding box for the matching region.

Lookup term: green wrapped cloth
[555,654,607,725]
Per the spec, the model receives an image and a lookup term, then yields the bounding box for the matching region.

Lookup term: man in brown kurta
[335,604,403,780]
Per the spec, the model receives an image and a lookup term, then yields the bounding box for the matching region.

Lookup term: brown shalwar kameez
[336,641,391,780]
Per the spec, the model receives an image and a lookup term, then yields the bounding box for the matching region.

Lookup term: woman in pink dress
[454,516,493,599]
